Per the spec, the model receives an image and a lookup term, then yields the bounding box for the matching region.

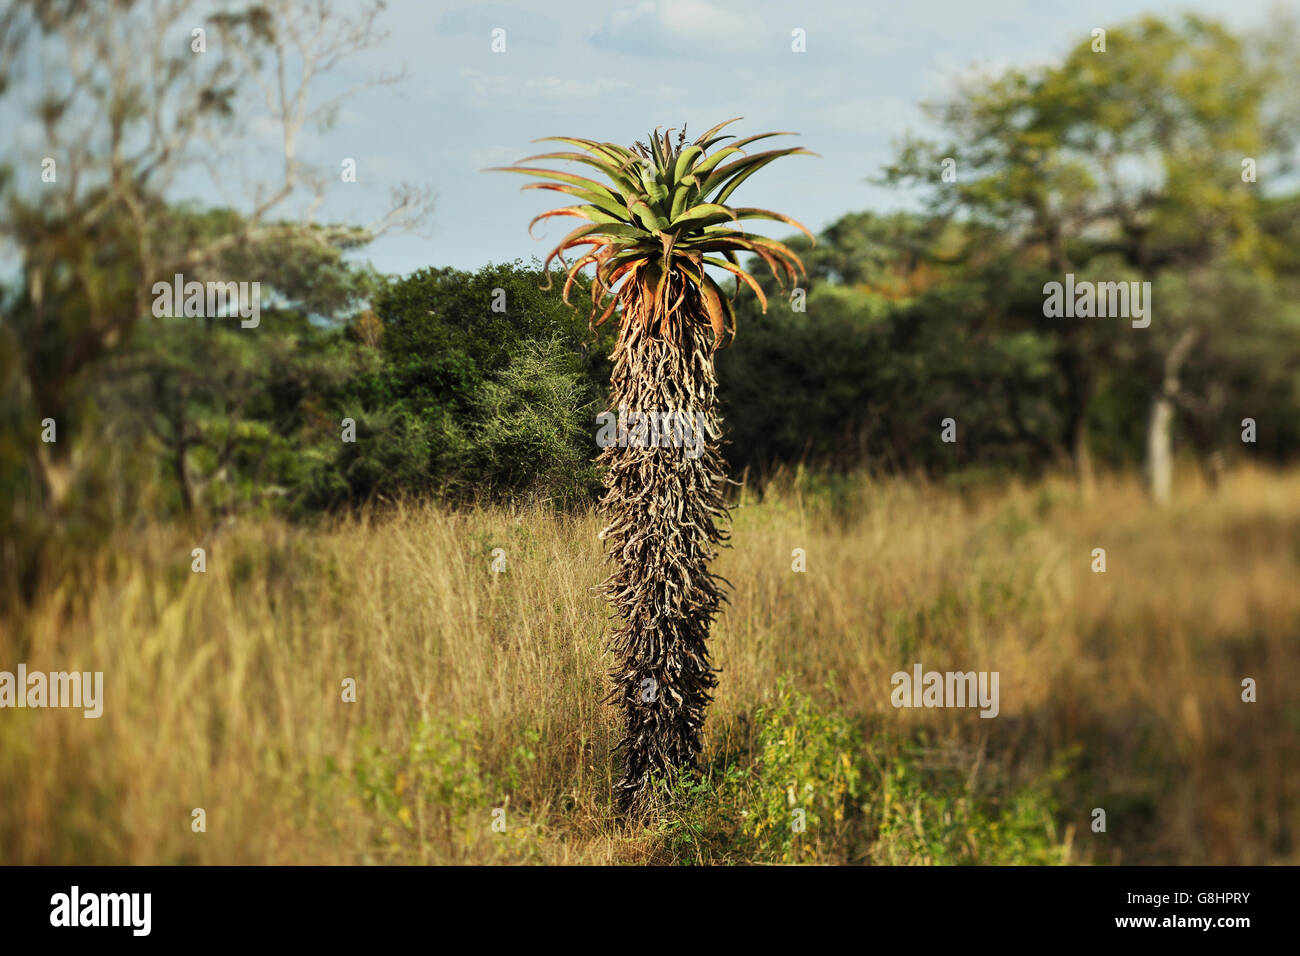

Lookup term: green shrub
[656,681,1071,865]
[862,733,1071,865]
[343,719,543,864]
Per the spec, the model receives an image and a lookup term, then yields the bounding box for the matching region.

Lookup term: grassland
[2,466,1297,864]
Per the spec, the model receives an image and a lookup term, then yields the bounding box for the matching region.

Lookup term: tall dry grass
[1,466,1296,864]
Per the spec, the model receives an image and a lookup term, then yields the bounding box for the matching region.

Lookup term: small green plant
[862,734,1072,865]
[653,681,864,864]
[742,681,864,862]
[347,718,542,864]
[654,681,1073,865]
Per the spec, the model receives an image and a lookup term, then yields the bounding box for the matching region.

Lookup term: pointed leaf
[692,117,743,147]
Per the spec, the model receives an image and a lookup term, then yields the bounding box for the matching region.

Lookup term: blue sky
[7,0,1290,279]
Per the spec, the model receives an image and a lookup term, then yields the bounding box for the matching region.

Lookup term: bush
[656,682,1071,865]
[341,718,544,865]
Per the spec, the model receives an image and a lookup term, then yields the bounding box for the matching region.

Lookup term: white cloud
[591,0,771,56]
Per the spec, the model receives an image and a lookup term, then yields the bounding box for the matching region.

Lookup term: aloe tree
[492,119,813,810]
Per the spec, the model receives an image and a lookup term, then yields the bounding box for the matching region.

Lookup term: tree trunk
[1203,450,1226,492]
[598,274,729,812]
[1146,394,1175,505]
[33,442,73,512]
[1177,382,1228,494]
[1145,328,1200,506]
[1060,351,1095,494]
[174,442,195,514]
[1072,425,1095,495]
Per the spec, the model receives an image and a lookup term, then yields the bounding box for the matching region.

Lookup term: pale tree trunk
[33,442,74,512]
[1146,395,1175,505]
[1145,328,1200,505]
[1073,428,1096,498]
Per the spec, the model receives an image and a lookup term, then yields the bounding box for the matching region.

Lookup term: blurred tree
[720,210,1061,478]
[0,0,428,601]
[0,0,425,505]
[351,261,612,504]
[882,14,1300,500]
